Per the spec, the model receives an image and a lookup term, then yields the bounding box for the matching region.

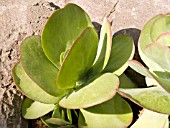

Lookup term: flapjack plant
[116,13,170,127]
[12,3,135,128]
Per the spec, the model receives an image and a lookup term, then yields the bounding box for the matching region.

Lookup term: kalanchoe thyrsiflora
[12,3,135,128]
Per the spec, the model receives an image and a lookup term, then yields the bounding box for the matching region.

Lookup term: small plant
[117,13,170,127]
[12,4,135,128]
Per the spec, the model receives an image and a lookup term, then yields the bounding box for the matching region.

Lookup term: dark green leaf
[56,27,98,89]
[91,17,112,75]
[42,3,93,68]
[103,35,134,76]
[20,35,66,97]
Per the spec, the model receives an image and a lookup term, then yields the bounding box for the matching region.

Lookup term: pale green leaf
[145,42,170,71]
[156,32,170,46]
[80,94,133,128]
[12,63,59,104]
[128,60,153,78]
[22,98,55,119]
[131,109,169,128]
[59,73,119,109]
[118,86,170,114]
[138,14,164,71]
[150,15,170,42]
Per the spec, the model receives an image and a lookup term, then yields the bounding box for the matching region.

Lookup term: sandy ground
[0,0,170,127]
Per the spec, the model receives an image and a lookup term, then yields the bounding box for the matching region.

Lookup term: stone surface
[0,0,170,127]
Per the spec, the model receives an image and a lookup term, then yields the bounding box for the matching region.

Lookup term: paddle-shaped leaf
[91,17,112,75]
[156,32,170,46]
[150,15,170,42]
[56,27,98,89]
[138,14,164,71]
[103,35,135,76]
[145,42,170,71]
[42,3,93,68]
[20,35,65,97]
[59,73,119,109]
[22,98,55,119]
[12,63,59,104]
[80,94,132,128]
[128,60,170,93]
[128,60,153,78]
[118,86,170,114]
[131,109,169,128]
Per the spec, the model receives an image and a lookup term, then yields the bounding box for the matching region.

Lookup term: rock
[0,0,170,127]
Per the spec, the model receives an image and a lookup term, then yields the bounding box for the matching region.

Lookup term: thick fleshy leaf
[22,98,55,119]
[156,32,170,46]
[78,112,87,128]
[131,109,169,128]
[118,86,170,114]
[128,60,153,78]
[91,17,112,74]
[138,14,164,71]
[128,60,170,93]
[119,73,137,88]
[42,3,93,68]
[59,73,119,109]
[56,27,98,89]
[153,75,170,94]
[12,63,59,104]
[150,15,170,42]
[20,35,65,97]
[145,42,170,71]
[80,94,133,128]
[41,116,72,128]
[103,35,135,76]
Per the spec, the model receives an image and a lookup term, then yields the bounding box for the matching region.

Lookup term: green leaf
[20,35,65,97]
[103,35,135,76]
[119,73,137,88]
[156,32,170,46]
[12,63,59,104]
[152,75,170,94]
[41,116,71,128]
[42,3,93,68]
[118,86,170,114]
[52,105,61,118]
[22,98,55,119]
[80,94,133,128]
[145,42,170,71]
[56,27,98,89]
[91,17,112,74]
[128,60,153,78]
[138,14,164,71]
[67,109,72,123]
[78,112,87,128]
[150,15,170,42]
[131,109,169,128]
[59,73,119,109]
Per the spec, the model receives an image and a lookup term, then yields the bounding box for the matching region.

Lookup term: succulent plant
[116,13,170,127]
[12,3,135,128]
